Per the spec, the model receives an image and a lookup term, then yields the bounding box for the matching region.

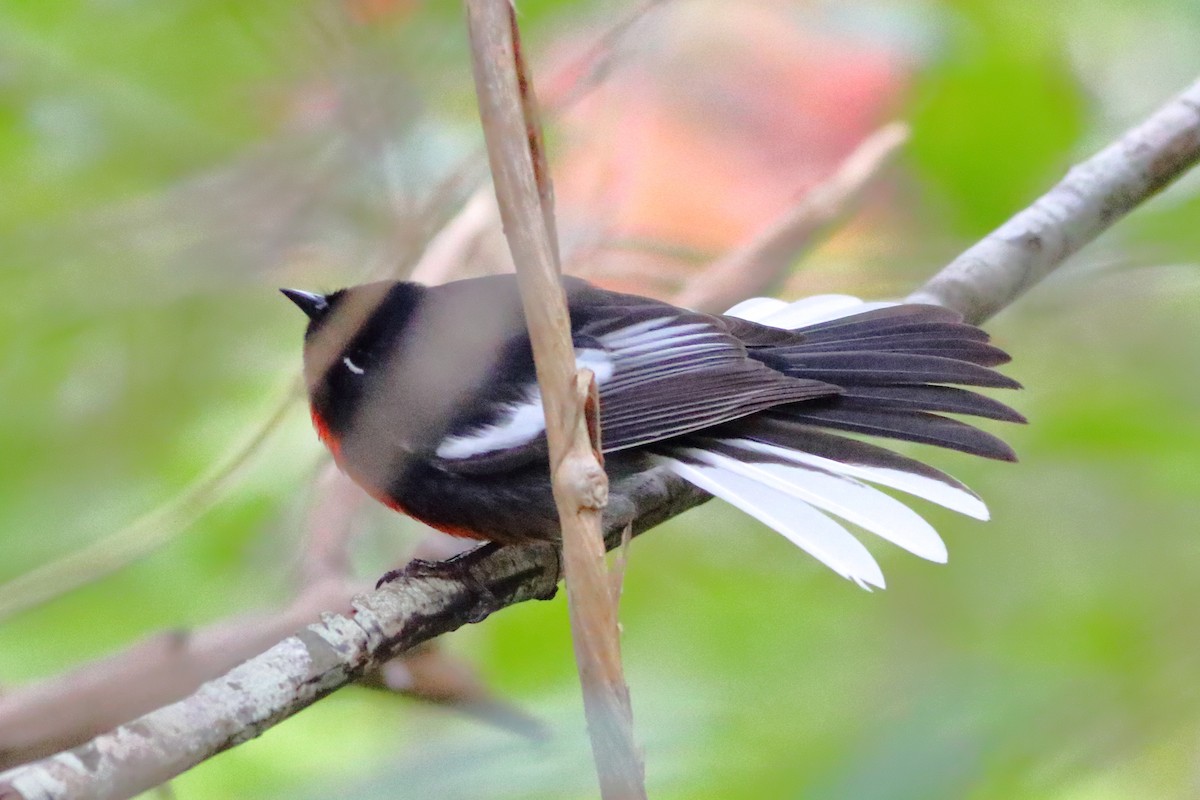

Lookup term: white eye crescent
[342,356,365,375]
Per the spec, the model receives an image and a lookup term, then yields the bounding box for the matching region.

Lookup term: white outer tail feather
[732,439,989,521]
[668,294,993,589]
[676,447,948,563]
[725,293,897,329]
[667,459,887,590]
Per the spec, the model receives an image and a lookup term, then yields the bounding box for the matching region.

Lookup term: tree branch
[0,464,537,774]
[909,76,1200,324]
[0,473,704,800]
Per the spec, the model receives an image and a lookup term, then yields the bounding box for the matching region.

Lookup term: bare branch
[465,1,645,797]
[0,578,354,774]
[359,644,548,740]
[0,467,365,773]
[0,470,528,772]
[400,0,677,288]
[0,474,705,800]
[909,76,1200,324]
[297,464,367,587]
[407,184,507,283]
[676,121,910,313]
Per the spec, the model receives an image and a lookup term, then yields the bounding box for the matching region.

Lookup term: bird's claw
[375,544,502,623]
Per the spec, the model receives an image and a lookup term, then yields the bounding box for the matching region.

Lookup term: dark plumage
[284,275,1023,588]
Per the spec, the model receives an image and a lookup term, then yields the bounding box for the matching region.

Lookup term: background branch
[909,76,1200,324]
[0,388,296,625]
[676,121,910,313]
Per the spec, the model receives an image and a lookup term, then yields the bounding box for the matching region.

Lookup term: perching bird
[283,275,1022,589]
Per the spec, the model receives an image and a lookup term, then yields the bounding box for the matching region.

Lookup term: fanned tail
[656,296,1025,589]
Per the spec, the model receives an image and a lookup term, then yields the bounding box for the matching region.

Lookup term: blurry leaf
[908,2,1085,234]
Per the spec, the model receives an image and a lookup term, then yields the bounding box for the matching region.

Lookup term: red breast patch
[310,407,341,459]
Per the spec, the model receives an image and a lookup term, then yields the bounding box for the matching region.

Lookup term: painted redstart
[283,275,1022,589]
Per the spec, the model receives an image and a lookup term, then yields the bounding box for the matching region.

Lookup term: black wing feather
[433,278,1020,475]
[600,364,837,451]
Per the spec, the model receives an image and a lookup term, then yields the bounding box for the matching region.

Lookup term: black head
[282,276,527,488]
[282,279,423,399]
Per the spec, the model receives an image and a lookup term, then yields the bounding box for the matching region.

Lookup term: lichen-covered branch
[909,75,1200,324]
[0,471,704,800]
[0,465,529,775]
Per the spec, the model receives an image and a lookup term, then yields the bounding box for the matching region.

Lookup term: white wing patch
[723,297,788,321]
[597,317,736,392]
[725,293,897,329]
[436,349,613,460]
[437,395,548,459]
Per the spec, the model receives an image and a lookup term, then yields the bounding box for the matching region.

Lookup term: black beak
[280,288,329,320]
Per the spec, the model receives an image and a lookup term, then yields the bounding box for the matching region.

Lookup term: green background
[1,1,1199,797]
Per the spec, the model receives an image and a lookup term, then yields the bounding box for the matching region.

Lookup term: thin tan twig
[465,1,645,796]
[543,0,671,112]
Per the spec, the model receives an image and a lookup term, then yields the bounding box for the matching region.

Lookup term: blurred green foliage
[908,0,1086,233]
[1,1,1199,798]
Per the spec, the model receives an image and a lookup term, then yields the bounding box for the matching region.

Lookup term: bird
[282,274,1023,589]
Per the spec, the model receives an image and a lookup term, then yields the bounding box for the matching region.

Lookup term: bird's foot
[376,543,503,623]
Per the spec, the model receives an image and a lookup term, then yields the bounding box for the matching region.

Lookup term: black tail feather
[705,420,980,490]
[842,385,1027,423]
[799,322,992,346]
[794,304,964,334]
[790,337,1011,367]
[772,351,1021,389]
[770,404,1018,461]
[724,301,1023,465]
